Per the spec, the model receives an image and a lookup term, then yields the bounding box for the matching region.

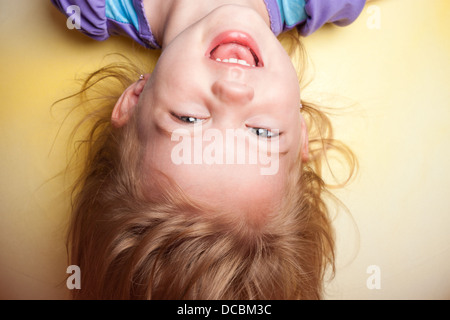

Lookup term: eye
[180,116,201,124]
[171,112,204,124]
[249,127,279,138]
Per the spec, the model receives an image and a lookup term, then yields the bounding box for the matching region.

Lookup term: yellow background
[1,0,449,299]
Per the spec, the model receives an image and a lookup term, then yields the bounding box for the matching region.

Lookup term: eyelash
[172,113,280,139]
[179,116,203,124]
[249,127,279,138]
[172,112,204,124]
[173,113,279,138]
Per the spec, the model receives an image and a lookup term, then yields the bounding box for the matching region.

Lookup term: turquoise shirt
[51,0,366,49]
[105,0,140,31]
[277,0,308,29]
[106,0,308,35]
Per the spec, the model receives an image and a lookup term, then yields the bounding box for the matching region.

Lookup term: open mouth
[206,31,263,68]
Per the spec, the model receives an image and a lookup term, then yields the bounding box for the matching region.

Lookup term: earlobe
[111,73,150,128]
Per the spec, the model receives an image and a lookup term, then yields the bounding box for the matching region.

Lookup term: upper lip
[205,30,264,67]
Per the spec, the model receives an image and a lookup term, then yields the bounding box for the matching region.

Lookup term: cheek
[275,52,301,103]
[155,46,206,89]
[144,138,179,175]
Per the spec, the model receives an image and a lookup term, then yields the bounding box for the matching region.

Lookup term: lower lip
[205,30,263,66]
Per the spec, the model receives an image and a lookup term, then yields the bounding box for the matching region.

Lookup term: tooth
[216,58,221,62]
[238,59,249,66]
[222,59,229,63]
[229,58,238,64]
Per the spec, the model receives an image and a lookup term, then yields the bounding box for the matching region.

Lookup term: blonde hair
[60,32,357,299]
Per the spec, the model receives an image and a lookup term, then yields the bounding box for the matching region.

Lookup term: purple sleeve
[51,0,110,40]
[50,0,159,48]
[300,0,367,36]
[264,0,366,36]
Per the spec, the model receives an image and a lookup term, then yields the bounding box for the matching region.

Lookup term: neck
[143,0,271,49]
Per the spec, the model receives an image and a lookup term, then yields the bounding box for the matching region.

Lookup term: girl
[52,0,364,299]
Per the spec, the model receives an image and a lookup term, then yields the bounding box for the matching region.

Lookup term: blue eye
[172,112,203,124]
[179,116,201,124]
[250,128,279,138]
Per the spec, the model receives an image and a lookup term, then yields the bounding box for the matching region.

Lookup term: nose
[212,79,254,105]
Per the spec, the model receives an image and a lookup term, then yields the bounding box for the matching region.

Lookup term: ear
[300,114,309,163]
[111,73,150,128]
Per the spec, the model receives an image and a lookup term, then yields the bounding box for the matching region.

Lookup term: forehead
[147,160,288,224]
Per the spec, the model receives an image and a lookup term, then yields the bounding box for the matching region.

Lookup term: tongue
[210,43,256,65]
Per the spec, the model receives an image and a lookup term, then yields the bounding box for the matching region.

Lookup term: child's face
[137,6,305,221]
